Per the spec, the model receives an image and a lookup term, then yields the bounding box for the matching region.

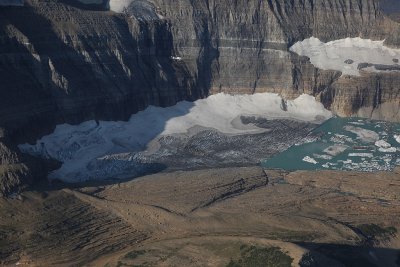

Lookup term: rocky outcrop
[1,0,400,194]
[0,140,52,196]
[151,0,400,107]
[0,0,202,143]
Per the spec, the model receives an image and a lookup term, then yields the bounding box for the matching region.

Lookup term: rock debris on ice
[18,93,331,182]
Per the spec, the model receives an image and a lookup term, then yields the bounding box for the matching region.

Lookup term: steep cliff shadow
[2,1,196,142]
[0,1,198,192]
[188,0,218,98]
[381,0,400,23]
[0,2,124,142]
[57,0,108,11]
[25,101,196,191]
[297,242,400,267]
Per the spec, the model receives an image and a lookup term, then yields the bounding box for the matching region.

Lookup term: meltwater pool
[262,117,400,172]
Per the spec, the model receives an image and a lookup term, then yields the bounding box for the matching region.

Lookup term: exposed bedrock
[152,0,400,116]
[1,0,400,193]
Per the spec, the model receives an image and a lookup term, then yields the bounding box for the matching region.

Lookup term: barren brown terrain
[1,167,400,266]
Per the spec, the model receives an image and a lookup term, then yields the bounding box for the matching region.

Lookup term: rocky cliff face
[0,0,400,194]
[151,0,400,117]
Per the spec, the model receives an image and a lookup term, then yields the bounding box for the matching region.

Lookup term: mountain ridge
[1,0,400,194]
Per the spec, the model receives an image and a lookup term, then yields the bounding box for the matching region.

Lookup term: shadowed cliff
[1,0,400,194]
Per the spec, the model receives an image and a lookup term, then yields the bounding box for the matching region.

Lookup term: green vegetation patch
[226,245,293,267]
[357,224,397,239]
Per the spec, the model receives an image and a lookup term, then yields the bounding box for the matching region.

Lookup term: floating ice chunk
[302,156,318,164]
[324,145,348,156]
[349,122,365,126]
[342,159,353,164]
[344,125,379,143]
[171,56,182,61]
[395,135,400,144]
[375,140,392,149]
[313,154,333,160]
[378,147,397,153]
[330,134,353,144]
[348,153,374,158]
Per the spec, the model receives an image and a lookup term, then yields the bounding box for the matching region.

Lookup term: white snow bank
[19,93,331,182]
[109,0,134,12]
[344,125,379,143]
[395,135,400,144]
[290,37,400,76]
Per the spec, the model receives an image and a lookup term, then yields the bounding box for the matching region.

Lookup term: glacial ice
[302,156,318,164]
[344,126,379,143]
[348,153,374,158]
[19,93,332,182]
[290,37,400,76]
[323,145,348,156]
[108,0,134,12]
[375,140,392,149]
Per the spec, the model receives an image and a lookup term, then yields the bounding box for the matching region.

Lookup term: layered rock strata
[1,0,400,193]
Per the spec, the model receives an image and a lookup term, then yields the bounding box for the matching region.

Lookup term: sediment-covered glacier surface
[19,93,331,182]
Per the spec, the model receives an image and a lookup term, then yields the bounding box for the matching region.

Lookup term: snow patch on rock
[109,0,134,12]
[290,37,400,76]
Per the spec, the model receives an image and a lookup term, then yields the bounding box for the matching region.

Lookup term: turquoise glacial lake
[261,117,400,171]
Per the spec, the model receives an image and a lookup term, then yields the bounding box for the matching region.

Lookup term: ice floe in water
[303,156,318,164]
[290,37,400,76]
[375,140,391,148]
[348,153,374,158]
[375,139,397,152]
[262,117,400,172]
[344,125,379,143]
[313,154,333,160]
[324,145,348,156]
[19,93,331,182]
